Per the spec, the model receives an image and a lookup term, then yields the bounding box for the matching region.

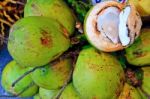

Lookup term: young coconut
[39,87,59,99]
[139,67,150,98]
[125,28,150,66]
[73,46,125,99]
[1,60,38,97]
[128,0,150,16]
[24,0,76,36]
[137,88,149,99]
[59,83,81,99]
[119,83,142,99]
[8,16,70,67]
[33,94,41,99]
[84,1,142,52]
[31,58,72,90]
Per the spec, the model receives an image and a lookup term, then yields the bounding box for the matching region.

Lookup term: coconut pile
[0,0,150,99]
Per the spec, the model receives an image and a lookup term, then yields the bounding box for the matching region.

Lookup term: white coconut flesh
[97,7,120,44]
[97,6,131,46]
[85,5,131,50]
[119,6,131,46]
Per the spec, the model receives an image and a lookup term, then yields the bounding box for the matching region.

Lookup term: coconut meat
[97,6,131,46]
[119,6,131,46]
[97,7,120,44]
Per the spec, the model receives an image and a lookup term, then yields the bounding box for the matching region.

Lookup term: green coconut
[31,58,72,90]
[140,67,150,96]
[119,83,141,99]
[8,16,70,67]
[137,88,148,99]
[73,46,125,99]
[1,60,38,97]
[125,28,150,66]
[128,0,150,16]
[33,94,41,99]
[24,0,75,35]
[60,83,80,99]
[39,87,59,99]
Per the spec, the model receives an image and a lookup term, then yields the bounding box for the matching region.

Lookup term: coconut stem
[0,82,34,98]
[54,48,78,99]
[11,66,43,87]
[12,47,80,88]
[54,67,74,99]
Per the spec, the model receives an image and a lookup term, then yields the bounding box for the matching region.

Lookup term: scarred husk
[8,16,70,67]
[24,0,76,35]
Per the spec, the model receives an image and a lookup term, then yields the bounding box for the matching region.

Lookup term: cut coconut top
[84,1,142,52]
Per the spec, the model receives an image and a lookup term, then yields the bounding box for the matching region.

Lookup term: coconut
[119,83,142,99]
[8,16,70,67]
[59,83,80,99]
[84,1,142,52]
[33,94,41,99]
[1,60,38,97]
[31,58,72,90]
[125,28,150,66]
[128,0,150,16]
[73,46,125,98]
[24,0,76,36]
[39,87,59,99]
[137,88,148,99]
[140,67,150,97]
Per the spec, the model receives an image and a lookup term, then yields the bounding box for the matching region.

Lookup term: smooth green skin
[8,16,70,67]
[60,83,81,99]
[141,67,150,96]
[31,58,72,90]
[137,88,148,99]
[125,29,150,66]
[24,0,75,35]
[73,46,125,99]
[119,83,141,99]
[1,60,38,98]
[33,94,41,99]
[128,0,150,16]
[39,87,59,99]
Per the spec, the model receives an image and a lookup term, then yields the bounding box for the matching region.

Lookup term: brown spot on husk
[133,49,146,58]
[40,29,52,48]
